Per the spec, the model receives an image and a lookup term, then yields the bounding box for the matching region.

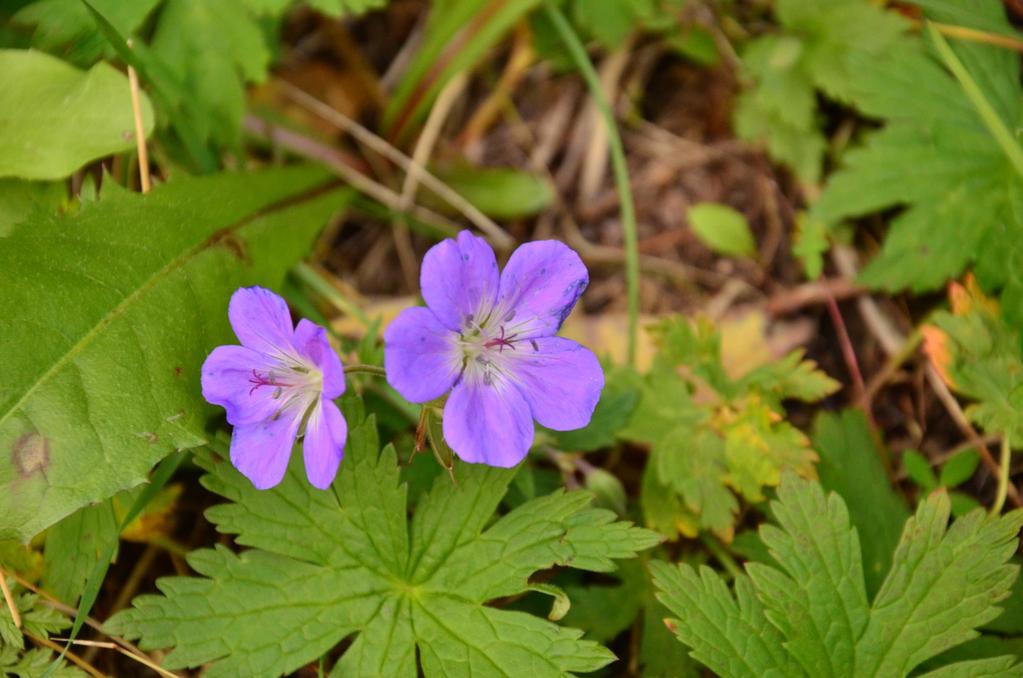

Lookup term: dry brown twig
[277,81,515,251]
[831,245,1023,507]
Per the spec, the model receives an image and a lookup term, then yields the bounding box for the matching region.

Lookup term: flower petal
[200,345,278,426]
[509,337,604,431]
[443,379,533,467]
[421,230,499,330]
[228,286,296,355]
[294,319,345,399]
[229,409,302,490]
[497,240,588,337]
[302,398,347,489]
[384,306,460,403]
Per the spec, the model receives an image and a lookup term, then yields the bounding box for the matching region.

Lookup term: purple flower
[201,287,347,490]
[384,231,604,467]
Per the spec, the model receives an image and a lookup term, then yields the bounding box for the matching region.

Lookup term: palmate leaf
[0,166,351,541]
[107,409,660,677]
[811,1,1023,292]
[733,0,907,183]
[653,475,1023,677]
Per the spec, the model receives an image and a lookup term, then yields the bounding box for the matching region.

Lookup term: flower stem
[343,364,387,378]
[699,533,742,579]
[993,434,1011,515]
[544,2,640,366]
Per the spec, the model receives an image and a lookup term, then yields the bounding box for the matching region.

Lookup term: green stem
[928,22,1023,182]
[343,364,387,377]
[700,533,742,579]
[292,261,371,327]
[544,2,640,366]
[993,434,1011,515]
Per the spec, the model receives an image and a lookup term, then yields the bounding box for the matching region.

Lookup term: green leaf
[687,203,756,258]
[651,562,801,677]
[43,500,118,604]
[919,655,1023,678]
[738,349,840,404]
[551,365,640,451]
[793,214,829,279]
[427,165,555,220]
[856,494,1023,675]
[812,410,909,596]
[655,475,1023,677]
[733,0,906,183]
[940,450,981,488]
[108,413,660,676]
[12,0,160,66]
[560,560,645,643]
[0,49,154,180]
[927,293,1023,442]
[656,428,737,538]
[0,166,352,541]
[150,0,269,150]
[904,449,938,491]
[305,0,389,16]
[746,475,869,676]
[0,179,66,237]
[811,2,1023,292]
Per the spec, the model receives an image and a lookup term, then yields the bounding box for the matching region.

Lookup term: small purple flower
[201,287,347,490]
[384,231,604,467]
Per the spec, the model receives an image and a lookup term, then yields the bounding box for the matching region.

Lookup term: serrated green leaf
[108,414,659,676]
[654,475,1023,677]
[3,647,86,678]
[688,203,756,258]
[656,428,737,538]
[919,655,1023,678]
[855,495,1023,675]
[651,561,801,677]
[734,0,906,183]
[0,49,154,180]
[0,166,351,541]
[747,475,868,676]
[928,297,1023,442]
[812,2,1023,292]
[150,0,269,150]
[0,179,66,237]
[812,410,909,596]
[738,350,840,404]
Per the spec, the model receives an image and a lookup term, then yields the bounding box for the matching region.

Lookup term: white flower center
[456,306,538,386]
[248,352,323,418]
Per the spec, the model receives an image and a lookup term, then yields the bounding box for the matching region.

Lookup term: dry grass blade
[51,639,180,678]
[25,631,106,678]
[278,81,515,251]
[0,567,21,628]
[244,115,461,238]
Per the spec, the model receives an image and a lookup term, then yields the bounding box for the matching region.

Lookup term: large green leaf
[0,166,350,541]
[0,49,154,180]
[107,410,660,676]
[654,475,1023,677]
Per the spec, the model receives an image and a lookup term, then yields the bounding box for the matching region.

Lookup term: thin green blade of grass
[927,21,1023,182]
[543,2,640,365]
